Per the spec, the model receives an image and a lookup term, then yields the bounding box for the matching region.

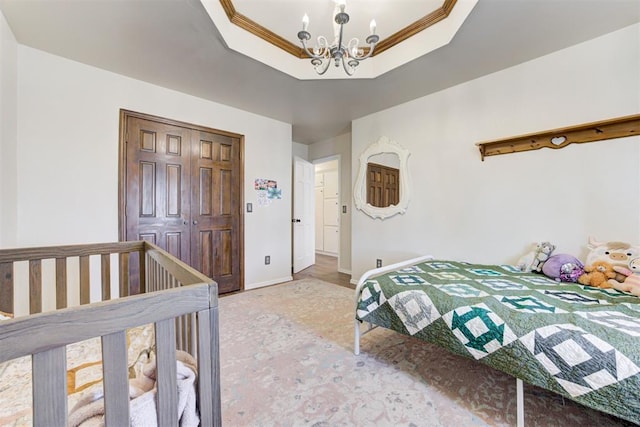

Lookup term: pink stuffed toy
[608,256,640,297]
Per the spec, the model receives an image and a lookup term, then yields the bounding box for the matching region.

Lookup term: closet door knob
[193,220,198,225]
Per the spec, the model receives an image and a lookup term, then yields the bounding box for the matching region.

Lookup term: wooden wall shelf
[476,113,640,161]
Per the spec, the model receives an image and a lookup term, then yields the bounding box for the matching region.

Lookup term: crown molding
[219,0,458,59]
[219,0,304,57]
[376,0,456,55]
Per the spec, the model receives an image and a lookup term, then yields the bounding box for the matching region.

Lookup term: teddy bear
[584,237,638,282]
[607,256,640,296]
[577,260,616,288]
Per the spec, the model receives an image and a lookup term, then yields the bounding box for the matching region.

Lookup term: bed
[0,241,221,426]
[354,255,640,426]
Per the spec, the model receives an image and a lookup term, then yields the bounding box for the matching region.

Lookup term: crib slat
[139,249,146,294]
[102,331,130,426]
[196,308,215,427]
[155,318,178,427]
[80,255,90,304]
[55,258,67,309]
[101,254,111,301]
[0,262,13,314]
[33,346,67,426]
[29,260,42,314]
[175,315,183,350]
[210,304,222,427]
[119,252,130,297]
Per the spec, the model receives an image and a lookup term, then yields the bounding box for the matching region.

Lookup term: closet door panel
[125,117,191,264]
[191,131,241,293]
[323,199,339,227]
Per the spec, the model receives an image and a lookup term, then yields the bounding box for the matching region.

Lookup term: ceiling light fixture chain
[297,0,379,76]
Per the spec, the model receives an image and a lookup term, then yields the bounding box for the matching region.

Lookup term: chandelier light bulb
[302,14,309,31]
[370,19,377,35]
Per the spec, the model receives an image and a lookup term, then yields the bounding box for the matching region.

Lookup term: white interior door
[293,157,315,273]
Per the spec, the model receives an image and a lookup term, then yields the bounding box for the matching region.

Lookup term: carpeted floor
[219,279,634,426]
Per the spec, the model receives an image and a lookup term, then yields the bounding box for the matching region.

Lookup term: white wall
[292,141,309,160]
[309,132,352,274]
[352,24,640,281]
[0,11,17,247]
[14,45,293,289]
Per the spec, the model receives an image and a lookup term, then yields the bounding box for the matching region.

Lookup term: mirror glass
[366,153,400,208]
[354,136,411,220]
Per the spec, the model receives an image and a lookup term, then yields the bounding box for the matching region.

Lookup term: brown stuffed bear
[578,260,616,288]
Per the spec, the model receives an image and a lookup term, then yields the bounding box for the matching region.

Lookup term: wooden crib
[0,241,221,426]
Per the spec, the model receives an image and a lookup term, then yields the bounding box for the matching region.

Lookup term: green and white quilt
[356,260,640,424]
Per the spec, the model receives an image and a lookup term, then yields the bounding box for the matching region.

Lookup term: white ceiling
[0,0,639,144]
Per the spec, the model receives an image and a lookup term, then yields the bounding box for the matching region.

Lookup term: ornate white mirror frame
[354,136,411,219]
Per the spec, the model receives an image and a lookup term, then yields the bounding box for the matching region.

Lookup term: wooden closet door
[190,130,241,294]
[121,110,243,294]
[124,117,191,263]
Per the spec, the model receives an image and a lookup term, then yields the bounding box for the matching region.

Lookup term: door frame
[118,109,245,290]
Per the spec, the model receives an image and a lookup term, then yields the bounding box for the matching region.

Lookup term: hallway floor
[293,254,352,289]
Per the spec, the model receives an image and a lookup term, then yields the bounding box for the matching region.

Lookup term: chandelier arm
[315,58,332,75]
[348,36,380,61]
[299,39,325,60]
[359,44,376,60]
[341,57,356,76]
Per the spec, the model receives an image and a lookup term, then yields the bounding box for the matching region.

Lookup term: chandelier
[297,0,379,76]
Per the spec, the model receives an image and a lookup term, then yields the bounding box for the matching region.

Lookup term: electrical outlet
[376,259,382,268]
[265,255,271,265]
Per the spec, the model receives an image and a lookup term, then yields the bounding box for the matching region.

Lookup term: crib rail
[0,283,219,426]
[0,241,148,315]
[0,241,221,426]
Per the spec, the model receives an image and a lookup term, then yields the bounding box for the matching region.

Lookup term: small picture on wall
[255,179,277,191]
[255,178,281,206]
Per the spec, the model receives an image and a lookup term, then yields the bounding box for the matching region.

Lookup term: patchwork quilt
[356,260,640,424]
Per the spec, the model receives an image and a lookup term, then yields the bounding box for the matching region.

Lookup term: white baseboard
[245,276,293,290]
[316,250,337,257]
[338,267,351,275]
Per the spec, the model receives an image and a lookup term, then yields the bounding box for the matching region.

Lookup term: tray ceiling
[204,0,477,79]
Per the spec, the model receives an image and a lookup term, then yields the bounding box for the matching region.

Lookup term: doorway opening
[293,155,350,287]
